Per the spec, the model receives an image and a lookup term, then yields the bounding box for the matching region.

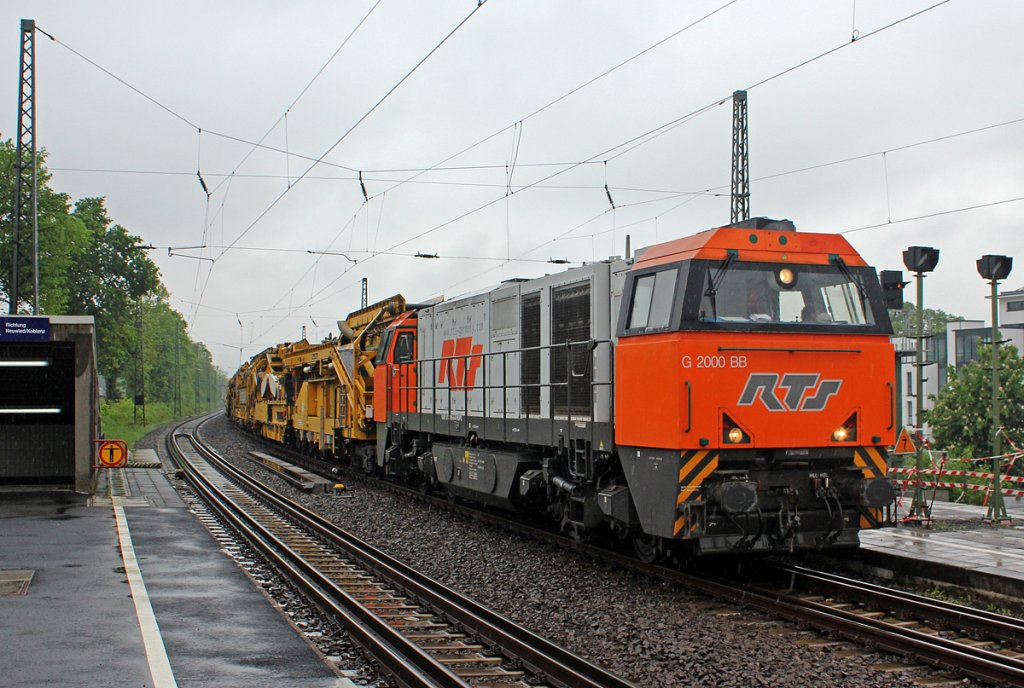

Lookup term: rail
[171,414,635,688]
[698,562,1024,687]
[773,564,1024,644]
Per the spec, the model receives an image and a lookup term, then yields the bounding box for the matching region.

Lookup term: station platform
[0,451,355,688]
[844,498,1024,600]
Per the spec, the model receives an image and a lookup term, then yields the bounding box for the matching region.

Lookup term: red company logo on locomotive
[737,372,843,412]
[438,337,483,389]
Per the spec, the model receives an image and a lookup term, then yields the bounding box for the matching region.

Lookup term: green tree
[0,137,227,424]
[0,140,90,313]
[927,343,1024,458]
[890,301,964,337]
[64,197,160,398]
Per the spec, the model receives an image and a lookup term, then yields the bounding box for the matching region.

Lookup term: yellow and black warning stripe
[854,446,889,529]
[859,506,883,529]
[853,446,888,479]
[674,449,718,537]
[674,504,706,538]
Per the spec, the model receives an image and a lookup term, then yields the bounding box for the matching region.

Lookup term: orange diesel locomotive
[369,218,897,557]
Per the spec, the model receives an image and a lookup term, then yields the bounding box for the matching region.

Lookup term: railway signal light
[902,246,939,274]
[880,270,907,309]
[902,245,939,525]
[978,254,1013,525]
[977,254,1013,281]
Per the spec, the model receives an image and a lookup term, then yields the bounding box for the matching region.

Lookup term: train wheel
[632,534,662,564]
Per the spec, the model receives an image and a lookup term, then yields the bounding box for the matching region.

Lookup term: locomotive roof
[634,223,868,270]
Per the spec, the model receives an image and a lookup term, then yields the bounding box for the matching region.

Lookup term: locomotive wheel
[632,534,662,564]
[560,516,584,542]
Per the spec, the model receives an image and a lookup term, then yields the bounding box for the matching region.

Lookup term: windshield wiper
[703,250,736,320]
[830,255,867,302]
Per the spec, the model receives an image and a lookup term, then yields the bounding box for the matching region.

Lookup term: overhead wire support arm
[194,129,212,200]
[603,160,615,209]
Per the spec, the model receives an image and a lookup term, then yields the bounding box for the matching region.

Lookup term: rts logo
[737,373,842,412]
[438,337,483,390]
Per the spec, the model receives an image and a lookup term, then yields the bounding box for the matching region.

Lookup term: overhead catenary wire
[35,24,362,174]
[371,0,955,266]
[841,196,1024,235]
[186,1,490,334]
[188,0,390,327]
[208,0,385,198]
[51,110,1024,187]
[348,0,743,219]
[39,5,389,333]
[162,243,581,263]
[214,1,491,260]
[49,166,729,195]
[48,1,958,354]
[245,0,957,345]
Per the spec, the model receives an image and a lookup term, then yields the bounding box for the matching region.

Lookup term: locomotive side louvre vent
[521,292,541,416]
[552,281,592,417]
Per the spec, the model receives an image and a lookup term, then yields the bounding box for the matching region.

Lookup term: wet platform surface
[0,454,354,688]
[854,499,1024,598]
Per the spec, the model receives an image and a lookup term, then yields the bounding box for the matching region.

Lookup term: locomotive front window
[688,260,885,331]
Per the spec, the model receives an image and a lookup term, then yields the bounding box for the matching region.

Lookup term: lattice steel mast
[730,90,749,224]
[10,19,38,314]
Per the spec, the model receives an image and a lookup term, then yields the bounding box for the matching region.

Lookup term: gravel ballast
[194,414,978,688]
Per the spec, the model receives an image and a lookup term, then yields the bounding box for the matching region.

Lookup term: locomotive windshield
[621,259,893,336]
[690,259,888,331]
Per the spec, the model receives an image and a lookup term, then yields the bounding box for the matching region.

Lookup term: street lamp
[902,246,940,524]
[977,254,1013,524]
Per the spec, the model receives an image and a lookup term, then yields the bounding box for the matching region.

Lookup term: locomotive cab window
[374,329,394,365]
[627,268,677,331]
[394,331,415,363]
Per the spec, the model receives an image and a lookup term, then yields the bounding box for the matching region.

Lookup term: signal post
[978,254,1013,525]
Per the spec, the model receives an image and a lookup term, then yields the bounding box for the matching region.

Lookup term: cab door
[390,329,418,415]
[372,324,418,423]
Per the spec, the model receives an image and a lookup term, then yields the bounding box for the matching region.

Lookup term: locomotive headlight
[831,413,858,442]
[776,267,796,288]
[722,414,751,444]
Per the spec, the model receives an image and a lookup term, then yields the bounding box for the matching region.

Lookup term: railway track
[685,563,1024,687]
[227,420,1024,686]
[749,563,1024,685]
[168,415,635,688]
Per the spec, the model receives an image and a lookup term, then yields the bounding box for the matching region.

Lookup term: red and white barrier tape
[889,467,1024,484]
[896,479,1024,497]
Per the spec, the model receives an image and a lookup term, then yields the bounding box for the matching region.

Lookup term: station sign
[96,440,128,468]
[0,316,50,342]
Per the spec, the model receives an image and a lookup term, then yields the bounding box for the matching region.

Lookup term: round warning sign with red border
[97,440,128,468]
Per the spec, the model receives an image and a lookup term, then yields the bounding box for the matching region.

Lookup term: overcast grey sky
[3,1,1021,372]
